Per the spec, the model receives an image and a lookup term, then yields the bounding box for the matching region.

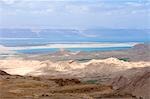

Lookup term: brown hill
[110,67,150,99]
[0,70,10,76]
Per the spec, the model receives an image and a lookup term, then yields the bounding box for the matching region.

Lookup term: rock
[53,78,81,86]
[0,70,10,75]
[110,67,150,99]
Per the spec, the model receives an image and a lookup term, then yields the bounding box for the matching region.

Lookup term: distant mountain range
[0,28,149,42]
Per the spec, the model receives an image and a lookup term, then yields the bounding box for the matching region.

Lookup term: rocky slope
[108,67,150,99]
[0,70,137,99]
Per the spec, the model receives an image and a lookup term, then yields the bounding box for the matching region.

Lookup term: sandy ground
[0,58,149,76]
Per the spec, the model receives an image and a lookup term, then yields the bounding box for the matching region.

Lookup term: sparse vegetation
[85,80,98,84]
[118,58,130,62]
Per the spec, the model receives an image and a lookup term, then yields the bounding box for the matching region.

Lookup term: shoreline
[0,42,138,51]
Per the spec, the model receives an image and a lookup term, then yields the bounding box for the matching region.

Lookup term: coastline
[0,42,138,53]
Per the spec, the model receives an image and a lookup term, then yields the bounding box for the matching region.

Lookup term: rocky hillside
[0,70,137,99]
[0,57,149,98]
[109,67,150,99]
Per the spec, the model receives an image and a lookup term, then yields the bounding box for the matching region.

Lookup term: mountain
[0,28,149,42]
[110,67,150,99]
[0,57,149,98]
[0,29,38,38]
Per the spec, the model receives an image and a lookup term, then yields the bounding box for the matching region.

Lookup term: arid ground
[0,44,150,99]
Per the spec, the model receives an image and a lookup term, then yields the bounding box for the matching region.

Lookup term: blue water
[0,38,146,47]
[16,47,131,54]
[1,29,148,55]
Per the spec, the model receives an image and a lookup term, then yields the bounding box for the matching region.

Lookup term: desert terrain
[0,44,150,99]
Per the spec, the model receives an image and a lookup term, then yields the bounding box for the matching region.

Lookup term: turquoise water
[1,29,148,55]
[16,47,131,54]
[0,38,145,47]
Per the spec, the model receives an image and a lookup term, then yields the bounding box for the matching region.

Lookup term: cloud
[65,5,89,14]
[1,0,19,5]
[1,0,148,14]
[32,8,53,15]
[126,2,143,7]
[0,0,149,29]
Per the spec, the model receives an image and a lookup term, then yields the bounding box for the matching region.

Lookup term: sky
[0,0,150,29]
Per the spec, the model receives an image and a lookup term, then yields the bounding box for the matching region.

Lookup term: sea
[16,47,131,54]
[0,38,143,54]
[0,28,149,54]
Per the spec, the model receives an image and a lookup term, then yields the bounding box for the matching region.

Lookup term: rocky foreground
[0,69,141,99]
[0,57,150,99]
[0,44,149,99]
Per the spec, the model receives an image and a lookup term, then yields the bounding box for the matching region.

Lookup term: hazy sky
[0,0,149,29]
